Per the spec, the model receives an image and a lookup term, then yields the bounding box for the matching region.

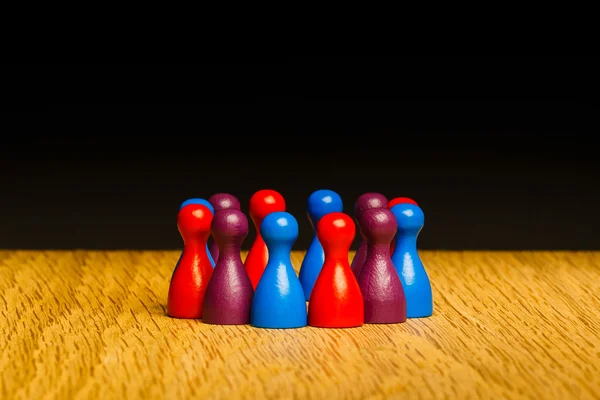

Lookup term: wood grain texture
[1,251,599,400]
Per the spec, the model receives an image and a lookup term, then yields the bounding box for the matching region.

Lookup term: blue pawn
[178,198,216,268]
[390,203,433,318]
[298,189,343,300]
[251,212,307,329]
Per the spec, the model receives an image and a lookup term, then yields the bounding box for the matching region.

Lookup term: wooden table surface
[1,251,599,400]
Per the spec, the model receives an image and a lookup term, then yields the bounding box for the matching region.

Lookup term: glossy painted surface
[244,189,286,289]
[299,189,343,301]
[207,193,241,263]
[357,208,406,324]
[388,197,418,256]
[308,212,364,328]
[251,212,307,329]
[390,203,433,318]
[167,204,214,319]
[202,209,253,325]
[178,198,216,267]
[350,192,388,279]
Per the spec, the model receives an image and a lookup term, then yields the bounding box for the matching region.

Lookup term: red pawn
[308,212,364,328]
[167,204,213,319]
[388,197,419,255]
[244,189,286,289]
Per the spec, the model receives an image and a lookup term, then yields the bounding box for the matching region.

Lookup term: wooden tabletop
[1,251,599,400]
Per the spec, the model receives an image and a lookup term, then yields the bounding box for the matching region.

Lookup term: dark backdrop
[1,58,599,250]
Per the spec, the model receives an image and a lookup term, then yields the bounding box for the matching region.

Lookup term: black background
[1,58,599,250]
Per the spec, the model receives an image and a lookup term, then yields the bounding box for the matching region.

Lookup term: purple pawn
[202,209,254,325]
[208,193,241,263]
[357,208,406,324]
[350,192,388,279]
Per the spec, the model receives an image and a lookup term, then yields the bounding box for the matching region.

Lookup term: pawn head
[249,189,286,224]
[208,193,241,212]
[260,211,299,249]
[354,192,388,218]
[179,198,215,214]
[177,204,213,241]
[358,208,397,245]
[211,209,249,247]
[307,189,343,225]
[390,203,424,235]
[316,212,355,252]
[388,197,418,210]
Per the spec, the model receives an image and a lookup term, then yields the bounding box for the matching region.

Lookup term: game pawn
[350,192,388,279]
[308,212,364,328]
[357,208,406,324]
[243,189,286,290]
[387,197,418,256]
[179,198,216,267]
[251,212,307,329]
[298,189,343,301]
[208,193,241,263]
[390,203,433,318]
[202,209,254,325]
[167,203,214,319]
